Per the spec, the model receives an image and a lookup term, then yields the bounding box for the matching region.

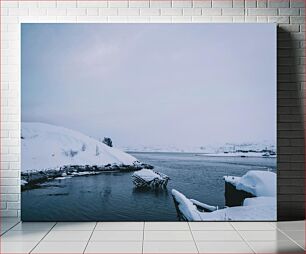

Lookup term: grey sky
[22,24,276,149]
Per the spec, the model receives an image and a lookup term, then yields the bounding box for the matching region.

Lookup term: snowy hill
[21,122,138,173]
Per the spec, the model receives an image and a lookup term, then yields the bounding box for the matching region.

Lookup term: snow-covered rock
[224,170,276,197]
[21,122,138,173]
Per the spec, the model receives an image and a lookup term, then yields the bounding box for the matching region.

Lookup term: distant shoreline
[127,151,277,158]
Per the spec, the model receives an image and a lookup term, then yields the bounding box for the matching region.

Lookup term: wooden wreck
[132,169,170,189]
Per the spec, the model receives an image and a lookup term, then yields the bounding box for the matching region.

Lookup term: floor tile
[196,241,253,253]
[295,240,305,250]
[32,241,87,253]
[42,230,92,242]
[282,230,305,249]
[1,241,37,253]
[1,230,47,242]
[145,222,189,231]
[1,226,16,235]
[1,221,21,234]
[90,230,143,241]
[85,241,142,253]
[143,241,198,253]
[11,222,55,231]
[239,230,291,241]
[189,222,234,231]
[96,222,143,231]
[52,222,96,231]
[192,230,243,241]
[144,230,193,241]
[248,240,305,253]
[276,221,305,231]
[232,222,276,231]
[282,230,305,241]
[1,229,8,235]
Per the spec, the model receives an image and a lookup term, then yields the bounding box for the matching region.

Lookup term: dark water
[22,153,276,221]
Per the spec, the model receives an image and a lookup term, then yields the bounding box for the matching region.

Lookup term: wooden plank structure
[171,189,218,221]
[132,169,170,189]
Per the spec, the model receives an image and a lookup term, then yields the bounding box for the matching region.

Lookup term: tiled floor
[0,219,304,253]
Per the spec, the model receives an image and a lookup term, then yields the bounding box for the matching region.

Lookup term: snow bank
[243,197,276,207]
[224,170,276,197]
[197,199,276,221]
[172,189,276,221]
[21,122,138,172]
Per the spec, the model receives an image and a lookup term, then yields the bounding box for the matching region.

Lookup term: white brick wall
[0,0,305,218]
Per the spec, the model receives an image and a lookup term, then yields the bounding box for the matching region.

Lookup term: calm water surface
[22,152,276,221]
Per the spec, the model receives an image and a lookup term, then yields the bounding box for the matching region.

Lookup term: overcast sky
[22,24,276,149]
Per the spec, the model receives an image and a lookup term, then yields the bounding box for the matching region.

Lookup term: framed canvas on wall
[21,23,276,221]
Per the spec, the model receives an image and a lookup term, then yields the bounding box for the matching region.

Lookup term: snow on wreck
[172,170,276,221]
[132,169,170,189]
[21,122,146,187]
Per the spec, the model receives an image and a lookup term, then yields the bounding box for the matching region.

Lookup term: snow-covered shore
[200,152,276,158]
[21,122,151,188]
[123,142,276,157]
[172,170,276,221]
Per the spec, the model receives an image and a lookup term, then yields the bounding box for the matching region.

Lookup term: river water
[21,152,276,221]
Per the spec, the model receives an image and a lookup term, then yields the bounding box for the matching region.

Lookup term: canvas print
[21,24,276,221]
